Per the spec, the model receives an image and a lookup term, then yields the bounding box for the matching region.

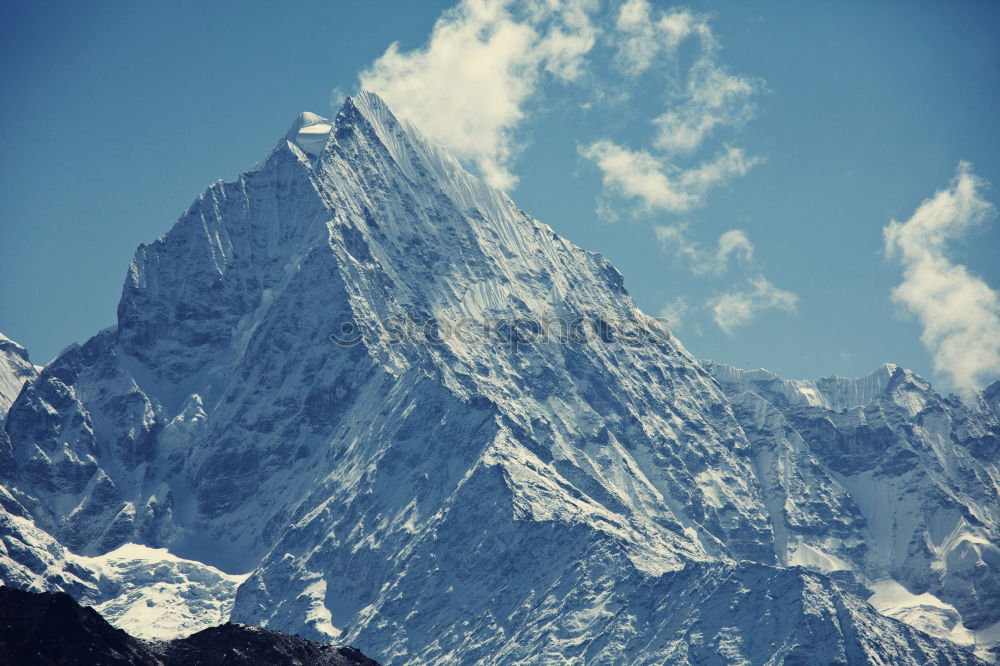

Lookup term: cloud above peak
[613,1,708,76]
[356,0,757,208]
[582,143,758,214]
[709,275,798,335]
[653,226,796,333]
[358,0,599,190]
[884,162,1000,394]
[584,0,761,216]
[655,225,754,275]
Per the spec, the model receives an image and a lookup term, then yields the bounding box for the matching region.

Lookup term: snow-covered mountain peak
[705,359,1000,659]
[9,88,780,613]
[292,110,328,128]
[330,91,514,220]
[286,111,332,157]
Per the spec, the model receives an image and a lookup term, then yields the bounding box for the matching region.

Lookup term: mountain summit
[2,93,998,664]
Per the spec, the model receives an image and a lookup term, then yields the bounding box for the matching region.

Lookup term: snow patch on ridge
[287,111,332,157]
[869,580,1000,662]
[81,543,249,640]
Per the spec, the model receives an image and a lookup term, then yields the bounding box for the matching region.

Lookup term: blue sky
[1,0,998,393]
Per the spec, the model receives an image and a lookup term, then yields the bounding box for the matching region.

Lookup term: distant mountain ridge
[1,92,997,664]
[706,360,1000,658]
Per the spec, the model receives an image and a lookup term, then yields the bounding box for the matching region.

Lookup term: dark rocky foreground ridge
[0,586,379,666]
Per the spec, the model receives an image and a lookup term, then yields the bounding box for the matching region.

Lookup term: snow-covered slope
[81,543,248,640]
[0,333,38,419]
[0,484,98,598]
[706,361,1000,662]
[0,93,993,663]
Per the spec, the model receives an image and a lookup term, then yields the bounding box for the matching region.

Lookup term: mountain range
[1,92,998,664]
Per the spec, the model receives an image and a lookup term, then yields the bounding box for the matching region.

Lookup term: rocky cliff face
[0,93,995,664]
[706,361,1000,659]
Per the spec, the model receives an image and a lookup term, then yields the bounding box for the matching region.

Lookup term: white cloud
[709,275,798,334]
[357,0,754,208]
[655,225,753,275]
[358,0,599,190]
[357,0,756,214]
[582,142,757,214]
[615,0,758,155]
[652,59,756,155]
[656,227,791,333]
[883,162,1000,394]
[717,229,754,266]
[614,0,707,76]
[584,0,760,216]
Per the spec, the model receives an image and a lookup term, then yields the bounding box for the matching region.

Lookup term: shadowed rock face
[158,624,380,666]
[0,92,996,664]
[0,586,151,666]
[0,586,379,666]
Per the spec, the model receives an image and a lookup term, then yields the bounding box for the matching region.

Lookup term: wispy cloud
[356,0,756,210]
[581,142,758,214]
[709,275,798,334]
[614,0,757,156]
[652,59,757,156]
[613,1,707,76]
[655,225,753,275]
[884,162,1000,394]
[583,0,760,215]
[655,226,793,332]
[358,0,600,190]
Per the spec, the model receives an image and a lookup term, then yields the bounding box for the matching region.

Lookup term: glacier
[1,91,998,664]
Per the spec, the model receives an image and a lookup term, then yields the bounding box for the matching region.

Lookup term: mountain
[0,92,996,664]
[0,586,379,665]
[705,361,1000,660]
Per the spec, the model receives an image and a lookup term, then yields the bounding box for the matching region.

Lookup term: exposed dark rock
[0,586,379,666]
